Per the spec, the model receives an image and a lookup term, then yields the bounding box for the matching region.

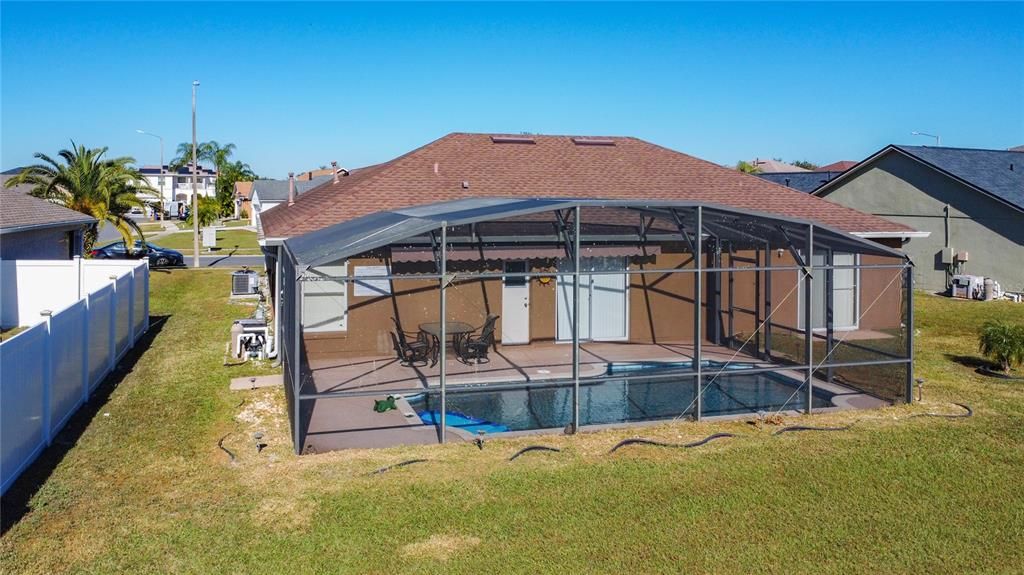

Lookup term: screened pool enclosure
[278,199,914,453]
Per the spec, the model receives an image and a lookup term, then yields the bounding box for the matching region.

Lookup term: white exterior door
[556,257,628,341]
[501,261,531,344]
[302,262,349,332]
[800,252,858,330]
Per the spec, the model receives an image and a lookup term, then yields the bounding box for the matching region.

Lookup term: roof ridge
[897,144,1024,154]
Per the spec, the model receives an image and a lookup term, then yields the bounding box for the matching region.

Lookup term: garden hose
[910,402,973,419]
[217,432,236,463]
[508,445,562,460]
[772,424,852,436]
[369,459,428,475]
[608,432,735,454]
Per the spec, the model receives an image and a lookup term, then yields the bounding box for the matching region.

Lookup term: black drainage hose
[772,424,852,436]
[508,445,562,461]
[217,433,236,463]
[608,432,735,454]
[910,402,973,419]
[369,459,428,476]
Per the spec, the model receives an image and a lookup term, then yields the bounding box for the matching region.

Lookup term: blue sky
[2,2,1022,178]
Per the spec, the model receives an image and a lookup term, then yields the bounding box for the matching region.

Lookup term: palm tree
[5,143,153,251]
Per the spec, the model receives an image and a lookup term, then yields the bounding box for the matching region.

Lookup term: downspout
[268,245,283,363]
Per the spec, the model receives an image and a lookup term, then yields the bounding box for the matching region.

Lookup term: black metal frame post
[906,263,915,403]
[572,206,581,432]
[292,269,302,453]
[694,206,703,421]
[803,224,814,414]
[764,241,773,361]
[439,222,448,443]
[825,248,835,384]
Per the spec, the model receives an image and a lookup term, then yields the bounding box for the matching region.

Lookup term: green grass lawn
[156,229,260,253]
[137,222,166,233]
[2,273,1022,573]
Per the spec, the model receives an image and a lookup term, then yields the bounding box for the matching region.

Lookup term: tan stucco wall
[302,245,905,358]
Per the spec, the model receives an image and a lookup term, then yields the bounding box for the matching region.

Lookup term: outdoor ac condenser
[231,269,259,295]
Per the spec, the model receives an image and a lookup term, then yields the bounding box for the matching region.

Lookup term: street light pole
[136,130,164,221]
[191,80,200,268]
[911,131,941,146]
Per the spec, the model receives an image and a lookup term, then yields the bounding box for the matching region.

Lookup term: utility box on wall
[940,247,955,265]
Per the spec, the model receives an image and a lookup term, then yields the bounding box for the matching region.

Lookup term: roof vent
[491,136,535,144]
[572,138,615,146]
[461,181,470,189]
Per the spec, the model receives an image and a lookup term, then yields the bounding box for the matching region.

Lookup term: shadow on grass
[944,353,997,371]
[0,315,170,535]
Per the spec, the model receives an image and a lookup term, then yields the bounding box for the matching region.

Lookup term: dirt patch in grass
[401,534,482,562]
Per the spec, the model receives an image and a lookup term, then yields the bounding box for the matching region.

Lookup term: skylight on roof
[490,136,536,144]
[572,138,615,146]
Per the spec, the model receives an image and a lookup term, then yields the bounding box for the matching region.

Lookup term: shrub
[978,320,1024,372]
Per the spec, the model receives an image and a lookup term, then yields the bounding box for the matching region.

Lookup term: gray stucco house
[813,145,1024,293]
[0,186,95,260]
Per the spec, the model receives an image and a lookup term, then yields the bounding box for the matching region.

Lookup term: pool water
[408,362,834,433]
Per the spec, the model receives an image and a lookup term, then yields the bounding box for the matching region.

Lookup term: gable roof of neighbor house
[755,171,846,193]
[817,160,857,172]
[750,158,810,173]
[251,175,334,203]
[261,133,915,241]
[234,181,253,200]
[0,186,96,234]
[815,145,1024,213]
[1009,145,1024,152]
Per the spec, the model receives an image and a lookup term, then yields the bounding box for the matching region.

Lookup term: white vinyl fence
[1,260,149,494]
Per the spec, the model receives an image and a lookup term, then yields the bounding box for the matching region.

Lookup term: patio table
[419,321,476,365]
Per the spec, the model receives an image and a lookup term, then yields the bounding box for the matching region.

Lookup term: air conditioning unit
[951,274,984,300]
[231,269,259,295]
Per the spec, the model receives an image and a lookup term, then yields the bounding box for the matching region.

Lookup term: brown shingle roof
[817,160,858,172]
[0,187,96,232]
[261,133,913,239]
[234,181,253,200]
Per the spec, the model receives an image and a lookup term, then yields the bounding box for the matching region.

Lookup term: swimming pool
[407,362,834,433]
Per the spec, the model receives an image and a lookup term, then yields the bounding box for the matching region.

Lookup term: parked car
[90,241,184,268]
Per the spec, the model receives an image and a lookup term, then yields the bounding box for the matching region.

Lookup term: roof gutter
[0,219,96,235]
[852,230,931,240]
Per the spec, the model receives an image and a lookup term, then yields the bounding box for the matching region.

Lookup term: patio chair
[456,314,499,364]
[390,331,431,367]
[390,317,431,366]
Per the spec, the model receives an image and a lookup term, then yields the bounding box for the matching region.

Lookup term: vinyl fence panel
[86,285,113,392]
[1,261,149,495]
[0,323,47,494]
[48,299,88,437]
[114,274,131,359]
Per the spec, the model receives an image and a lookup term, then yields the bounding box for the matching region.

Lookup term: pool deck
[299,341,886,452]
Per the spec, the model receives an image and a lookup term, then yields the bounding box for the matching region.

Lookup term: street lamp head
[136,129,145,134]
[193,80,200,87]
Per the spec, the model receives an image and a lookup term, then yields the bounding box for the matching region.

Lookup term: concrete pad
[230,374,283,391]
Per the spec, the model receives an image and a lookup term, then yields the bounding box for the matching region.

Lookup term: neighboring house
[756,170,846,193]
[234,181,253,220]
[749,158,809,173]
[138,164,217,210]
[812,145,1023,292]
[0,186,95,259]
[818,160,857,172]
[249,174,333,229]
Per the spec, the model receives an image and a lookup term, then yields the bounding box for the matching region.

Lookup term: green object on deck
[374,395,398,413]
